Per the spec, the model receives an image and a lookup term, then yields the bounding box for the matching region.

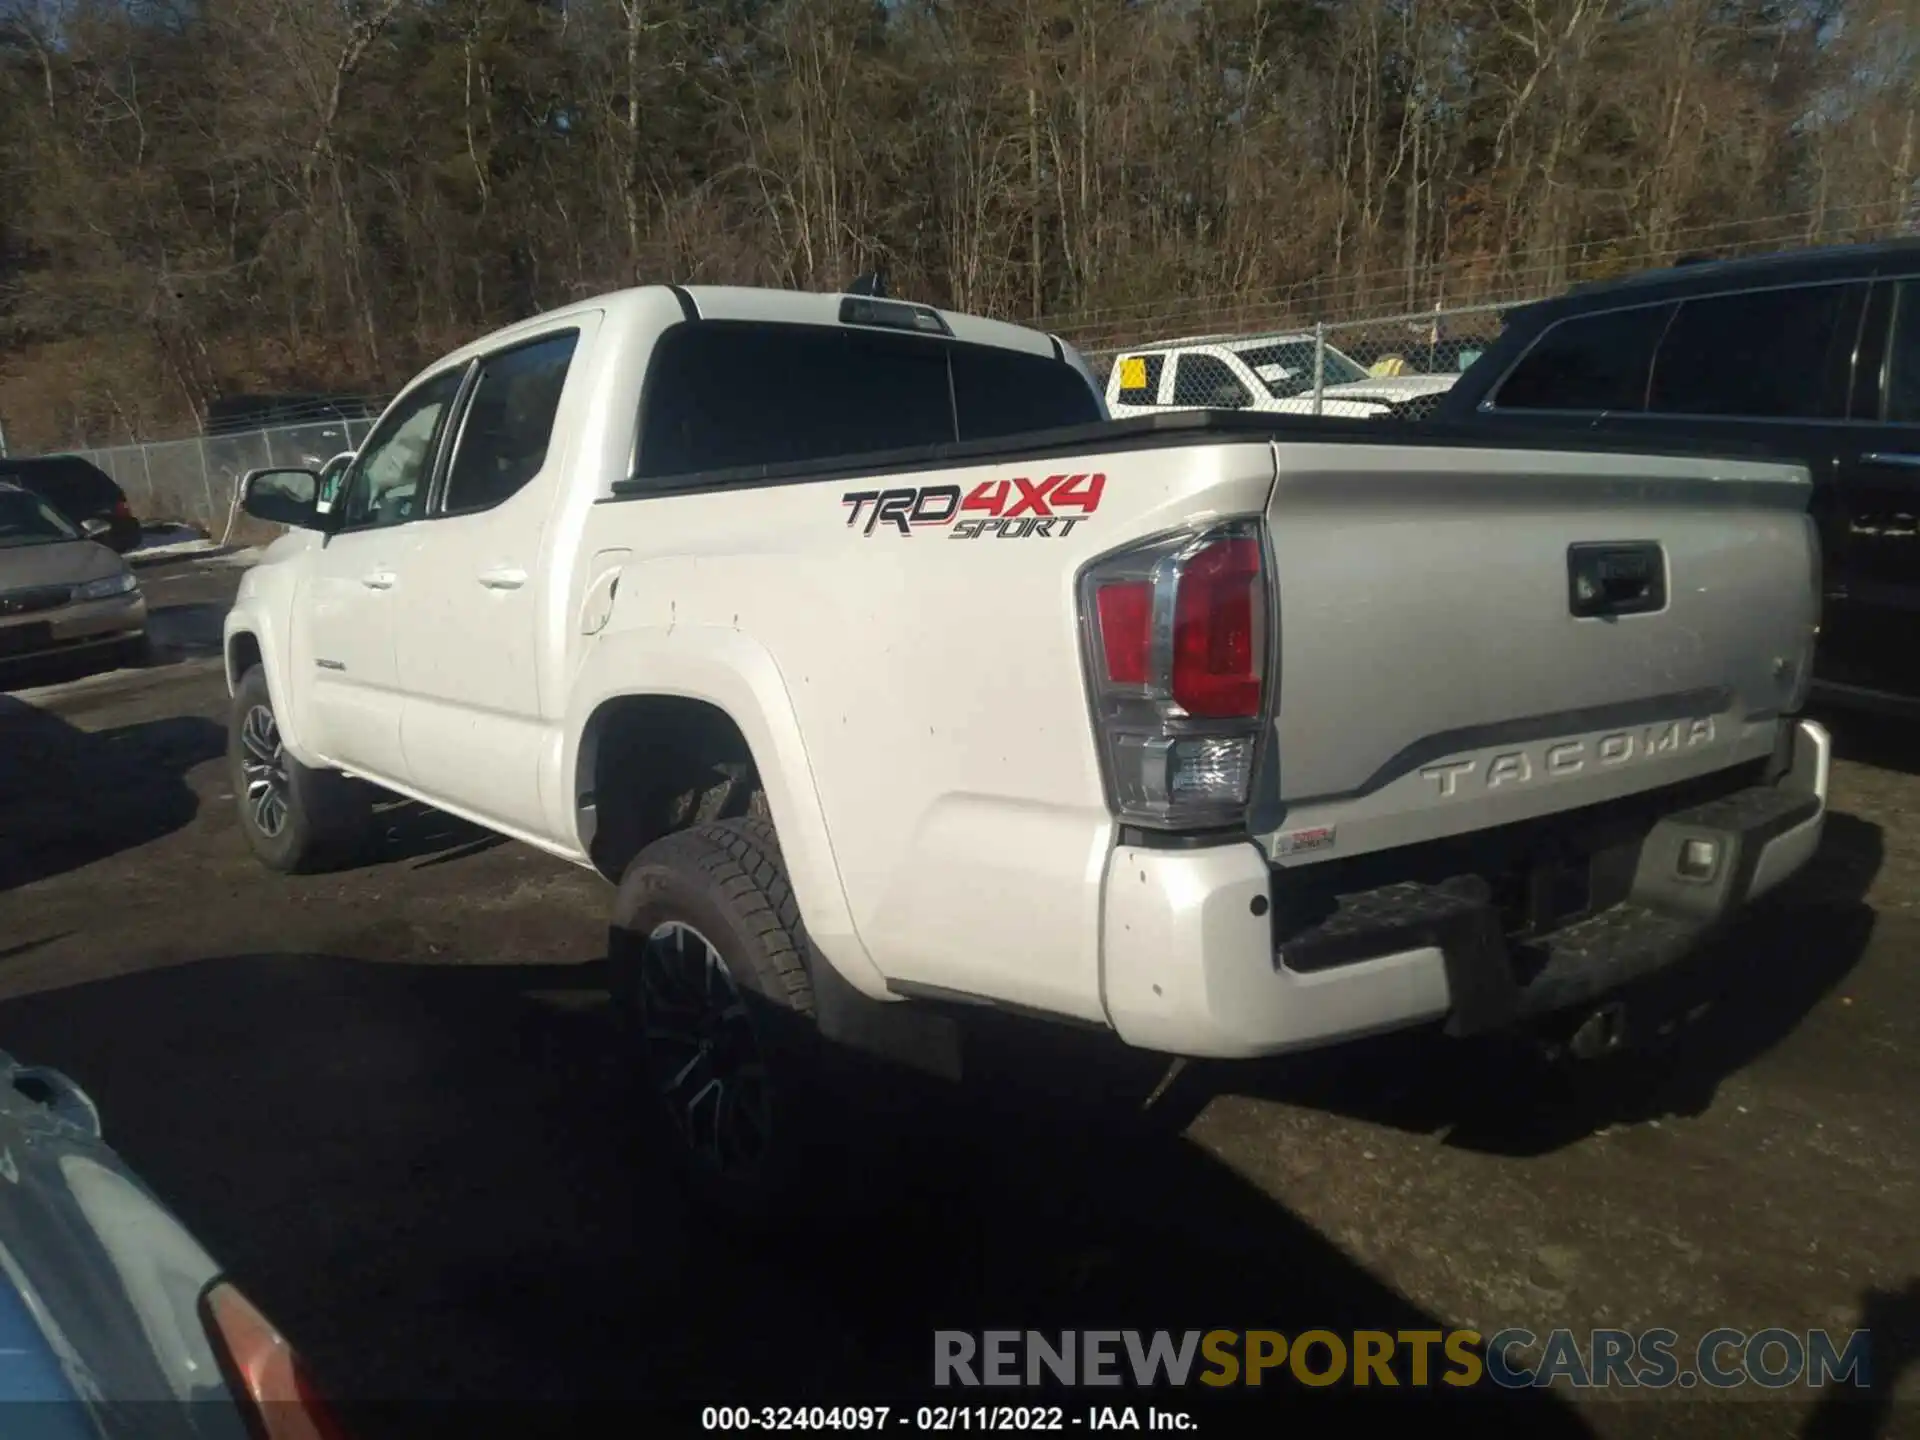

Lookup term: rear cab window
[631,321,1103,484]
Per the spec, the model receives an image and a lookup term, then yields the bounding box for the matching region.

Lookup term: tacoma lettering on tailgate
[842,474,1104,538]
[1419,718,1719,797]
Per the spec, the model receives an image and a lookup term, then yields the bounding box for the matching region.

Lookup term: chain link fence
[1084,301,1513,422]
[71,418,374,537]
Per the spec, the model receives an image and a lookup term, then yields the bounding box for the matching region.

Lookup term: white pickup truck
[1105,333,1462,419]
[225,284,1830,1212]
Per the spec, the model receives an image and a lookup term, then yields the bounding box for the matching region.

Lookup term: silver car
[0,480,149,670]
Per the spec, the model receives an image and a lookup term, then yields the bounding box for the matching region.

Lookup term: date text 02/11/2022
[700,1405,1193,1431]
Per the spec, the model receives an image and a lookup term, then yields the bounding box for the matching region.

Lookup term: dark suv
[0,455,142,553]
[1436,239,1920,712]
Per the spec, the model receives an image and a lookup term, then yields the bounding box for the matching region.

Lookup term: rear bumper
[1099,717,1830,1059]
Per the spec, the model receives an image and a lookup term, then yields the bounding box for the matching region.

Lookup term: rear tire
[228,666,373,873]
[610,817,841,1227]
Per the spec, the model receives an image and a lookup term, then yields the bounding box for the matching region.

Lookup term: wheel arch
[222,608,318,764]
[563,628,884,996]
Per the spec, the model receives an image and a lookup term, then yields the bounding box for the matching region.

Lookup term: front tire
[227,666,372,873]
[610,818,837,1225]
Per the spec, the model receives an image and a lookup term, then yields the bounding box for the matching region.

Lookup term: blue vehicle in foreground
[0,1048,344,1439]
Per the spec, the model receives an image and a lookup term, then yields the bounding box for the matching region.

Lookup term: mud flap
[811,950,965,1082]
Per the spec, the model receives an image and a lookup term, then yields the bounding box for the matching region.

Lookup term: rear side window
[1649,282,1865,420]
[441,329,580,515]
[633,322,1097,481]
[1492,303,1676,412]
[1112,354,1164,405]
[1887,280,1920,423]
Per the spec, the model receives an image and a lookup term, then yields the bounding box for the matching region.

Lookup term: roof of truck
[1120,331,1320,356]
[441,284,1062,371]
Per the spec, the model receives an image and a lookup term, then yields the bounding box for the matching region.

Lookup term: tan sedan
[0,480,149,670]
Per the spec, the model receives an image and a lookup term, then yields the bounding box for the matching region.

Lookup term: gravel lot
[1,555,1915,1437]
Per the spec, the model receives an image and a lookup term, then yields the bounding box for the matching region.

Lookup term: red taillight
[111,499,133,519]
[1077,520,1269,831]
[201,1282,350,1440]
[1095,580,1152,684]
[1171,538,1262,717]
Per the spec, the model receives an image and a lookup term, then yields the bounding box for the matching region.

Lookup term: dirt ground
[0,555,1915,1438]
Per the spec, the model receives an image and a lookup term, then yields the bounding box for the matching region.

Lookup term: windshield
[0,487,82,548]
[1231,340,1369,396]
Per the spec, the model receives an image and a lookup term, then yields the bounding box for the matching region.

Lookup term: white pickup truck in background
[1105,332,1462,419]
[224,284,1829,1215]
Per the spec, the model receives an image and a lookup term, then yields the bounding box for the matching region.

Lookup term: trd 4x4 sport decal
[842,473,1105,538]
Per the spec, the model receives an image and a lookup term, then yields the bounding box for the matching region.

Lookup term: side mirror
[81,517,111,539]
[240,467,326,530]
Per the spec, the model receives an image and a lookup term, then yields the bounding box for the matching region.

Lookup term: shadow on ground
[0,695,222,894]
[147,600,227,661]
[1171,810,1884,1159]
[1812,702,1920,778]
[1,643,137,693]
[0,953,1598,1435]
[1799,1279,1920,1440]
[357,798,508,870]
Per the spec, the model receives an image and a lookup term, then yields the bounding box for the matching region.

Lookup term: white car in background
[1106,334,1460,419]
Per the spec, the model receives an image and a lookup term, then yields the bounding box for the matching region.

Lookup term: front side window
[1887,279,1920,424]
[1648,282,1866,420]
[1492,303,1677,412]
[1173,352,1253,409]
[337,369,464,530]
[442,330,581,515]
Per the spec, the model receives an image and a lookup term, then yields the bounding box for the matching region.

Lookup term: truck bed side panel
[584,443,1277,1019]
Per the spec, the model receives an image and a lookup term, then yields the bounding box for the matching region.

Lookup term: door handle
[478,566,528,591]
[1860,452,1920,471]
[361,571,396,590]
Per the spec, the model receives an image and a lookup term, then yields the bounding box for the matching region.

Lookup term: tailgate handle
[1568,542,1666,619]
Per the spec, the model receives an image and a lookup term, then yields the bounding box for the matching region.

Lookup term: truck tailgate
[1254,441,1818,866]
